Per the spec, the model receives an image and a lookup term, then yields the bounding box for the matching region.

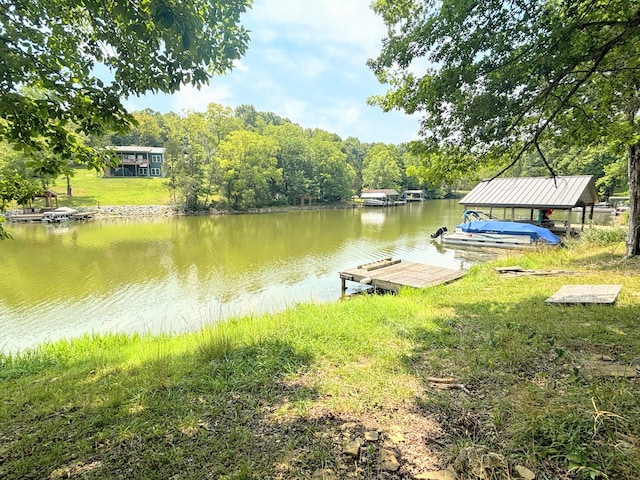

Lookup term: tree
[265,122,314,204]
[216,130,281,209]
[0,173,40,220]
[309,130,354,202]
[342,137,370,194]
[164,112,212,210]
[370,0,640,255]
[0,0,250,164]
[362,143,403,190]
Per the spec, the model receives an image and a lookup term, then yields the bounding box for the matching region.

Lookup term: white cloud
[248,0,386,57]
[170,83,235,112]
[232,59,250,74]
[129,0,421,145]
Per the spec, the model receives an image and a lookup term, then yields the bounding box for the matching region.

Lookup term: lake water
[0,200,519,353]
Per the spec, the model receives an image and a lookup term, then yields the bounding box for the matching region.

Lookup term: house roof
[460,175,599,209]
[109,146,165,154]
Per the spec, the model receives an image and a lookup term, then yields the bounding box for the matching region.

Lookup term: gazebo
[459,175,600,235]
[35,189,58,209]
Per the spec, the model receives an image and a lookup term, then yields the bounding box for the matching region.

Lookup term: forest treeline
[0,102,629,212]
[95,103,450,210]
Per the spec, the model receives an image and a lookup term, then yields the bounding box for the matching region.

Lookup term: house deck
[339,258,466,295]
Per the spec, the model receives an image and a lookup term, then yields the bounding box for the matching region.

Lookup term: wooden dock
[7,211,94,223]
[339,258,466,295]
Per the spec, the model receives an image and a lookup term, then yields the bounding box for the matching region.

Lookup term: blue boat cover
[457,221,562,245]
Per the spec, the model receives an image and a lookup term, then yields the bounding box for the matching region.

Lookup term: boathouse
[402,189,425,201]
[460,175,600,235]
[360,189,401,206]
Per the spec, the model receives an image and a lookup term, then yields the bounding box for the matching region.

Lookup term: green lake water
[1,200,501,352]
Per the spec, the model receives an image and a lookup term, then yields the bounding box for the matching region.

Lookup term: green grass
[49,168,172,207]
[2,239,640,478]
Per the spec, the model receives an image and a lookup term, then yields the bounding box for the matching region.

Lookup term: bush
[581,226,627,245]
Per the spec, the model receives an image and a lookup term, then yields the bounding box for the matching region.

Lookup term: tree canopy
[0,0,251,166]
[369,0,640,254]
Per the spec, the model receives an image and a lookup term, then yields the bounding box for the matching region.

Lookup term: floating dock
[339,258,466,295]
[7,211,94,223]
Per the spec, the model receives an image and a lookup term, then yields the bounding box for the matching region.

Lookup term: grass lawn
[49,168,173,207]
[1,235,640,479]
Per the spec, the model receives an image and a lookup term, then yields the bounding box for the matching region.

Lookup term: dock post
[340,277,346,297]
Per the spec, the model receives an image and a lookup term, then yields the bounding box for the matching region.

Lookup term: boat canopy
[457,221,562,245]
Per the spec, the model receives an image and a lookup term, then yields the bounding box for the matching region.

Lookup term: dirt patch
[264,401,449,479]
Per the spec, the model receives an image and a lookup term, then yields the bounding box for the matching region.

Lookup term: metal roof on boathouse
[460,175,599,209]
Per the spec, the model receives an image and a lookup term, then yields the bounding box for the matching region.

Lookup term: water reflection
[0,200,504,352]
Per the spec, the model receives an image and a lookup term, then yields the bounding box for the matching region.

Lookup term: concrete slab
[545,284,621,305]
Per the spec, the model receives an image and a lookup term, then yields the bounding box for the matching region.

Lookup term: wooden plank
[357,258,392,269]
[339,260,466,294]
[364,259,402,271]
[545,285,621,305]
[496,266,579,277]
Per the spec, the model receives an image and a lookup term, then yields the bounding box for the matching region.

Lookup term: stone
[312,469,338,480]
[581,360,637,378]
[453,446,487,476]
[380,449,400,472]
[453,447,506,478]
[365,430,380,441]
[340,422,357,431]
[414,468,457,479]
[514,465,536,480]
[344,438,363,457]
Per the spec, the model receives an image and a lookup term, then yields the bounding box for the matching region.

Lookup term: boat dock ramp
[339,258,466,295]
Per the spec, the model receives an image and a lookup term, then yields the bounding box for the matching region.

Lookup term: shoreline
[2,202,360,220]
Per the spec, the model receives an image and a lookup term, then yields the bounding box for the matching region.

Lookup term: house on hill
[104,146,165,178]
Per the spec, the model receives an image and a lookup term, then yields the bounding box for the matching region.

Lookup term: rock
[453,446,506,478]
[514,465,536,480]
[312,468,338,480]
[344,438,363,457]
[414,468,457,479]
[581,360,637,378]
[365,430,380,441]
[380,449,400,472]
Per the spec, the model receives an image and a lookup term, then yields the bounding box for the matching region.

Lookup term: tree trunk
[626,141,640,256]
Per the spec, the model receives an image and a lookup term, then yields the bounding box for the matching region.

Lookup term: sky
[124,0,422,145]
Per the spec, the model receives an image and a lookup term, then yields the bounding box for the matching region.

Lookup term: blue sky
[124,0,421,145]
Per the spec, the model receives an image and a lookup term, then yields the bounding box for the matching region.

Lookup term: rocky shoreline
[2,202,359,220]
[86,203,359,218]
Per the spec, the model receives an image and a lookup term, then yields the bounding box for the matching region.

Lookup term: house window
[138,168,148,176]
[151,168,161,176]
[151,154,162,163]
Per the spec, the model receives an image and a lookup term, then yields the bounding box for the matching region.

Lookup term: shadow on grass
[1,337,429,479]
[56,195,100,208]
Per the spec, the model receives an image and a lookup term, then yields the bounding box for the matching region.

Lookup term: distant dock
[7,210,94,223]
[339,258,466,295]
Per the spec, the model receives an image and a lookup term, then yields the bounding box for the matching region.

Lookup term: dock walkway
[339,258,466,295]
